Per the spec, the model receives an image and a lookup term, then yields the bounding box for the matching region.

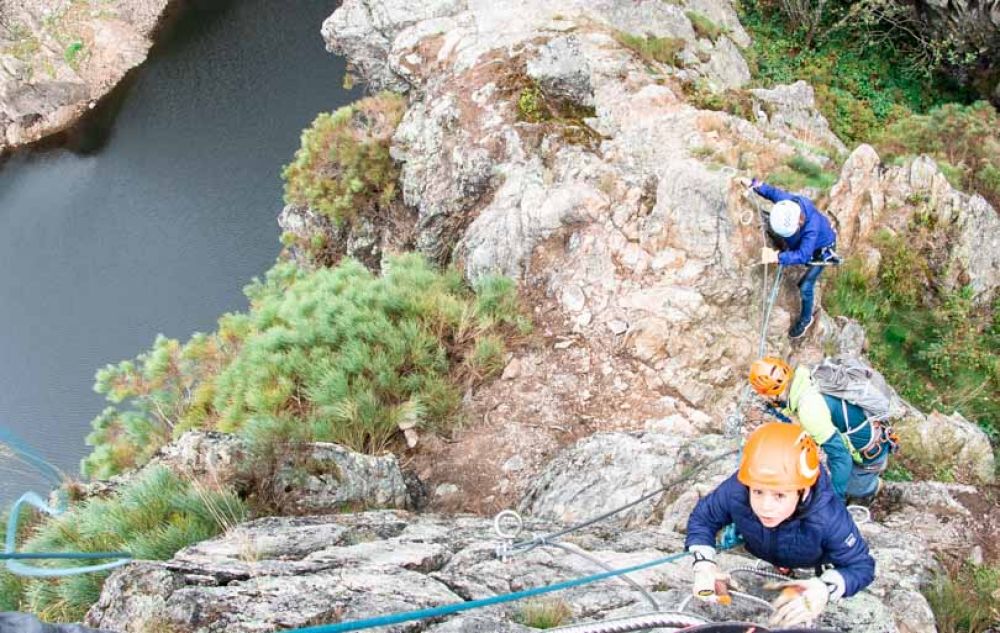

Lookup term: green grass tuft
[766,154,837,194]
[5,467,245,622]
[614,31,686,67]
[517,599,573,629]
[685,11,726,43]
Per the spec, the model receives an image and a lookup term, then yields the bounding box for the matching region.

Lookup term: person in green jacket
[748,356,854,500]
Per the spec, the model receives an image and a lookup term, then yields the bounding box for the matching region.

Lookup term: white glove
[690,546,739,604]
[767,572,843,627]
[760,247,779,265]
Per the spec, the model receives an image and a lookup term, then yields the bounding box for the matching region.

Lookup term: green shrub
[83,318,251,479]
[211,256,524,452]
[877,102,1000,209]
[83,256,528,476]
[282,93,405,224]
[685,11,726,42]
[924,563,1000,633]
[766,154,837,194]
[6,467,245,622]
[614,31,686,67]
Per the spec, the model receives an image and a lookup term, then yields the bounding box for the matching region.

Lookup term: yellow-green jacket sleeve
[787,367,837,445]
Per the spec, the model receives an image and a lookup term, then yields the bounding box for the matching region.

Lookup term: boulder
[0,0,175,150]
[71,432,411,514]
[828,146,1000,304]
[519,432,735,527]
[894,410,996,484]
[750,81,847,157]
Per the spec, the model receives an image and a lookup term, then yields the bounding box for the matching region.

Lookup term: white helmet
[770,200,801,237]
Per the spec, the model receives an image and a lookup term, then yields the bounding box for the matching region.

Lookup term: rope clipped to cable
[498,448,738,557]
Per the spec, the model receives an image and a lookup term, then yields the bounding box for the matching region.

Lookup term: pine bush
[82,255,527,476]
[281,93,405,224]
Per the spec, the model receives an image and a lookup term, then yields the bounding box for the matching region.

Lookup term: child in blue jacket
[741,177,838,338]
[685,422,875,627]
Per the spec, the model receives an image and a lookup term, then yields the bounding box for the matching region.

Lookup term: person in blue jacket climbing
[739,177,838,339]
[685,422,875,627]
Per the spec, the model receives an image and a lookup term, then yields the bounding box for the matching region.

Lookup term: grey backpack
[810,355,899,423]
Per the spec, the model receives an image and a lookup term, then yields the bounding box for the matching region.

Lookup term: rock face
[750,80,847,157]
[319,0,1000,433]
[319,0,889,426]
[828,144,1000,304]
[268,441,412,513]
[74,432,412,514]
[895,409,997,484]
[0,0,174,150]
[87,509,905,633]
[520,432,735,527]
[85,463,991,633]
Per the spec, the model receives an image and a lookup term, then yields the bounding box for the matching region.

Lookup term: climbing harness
[1,427,132,576]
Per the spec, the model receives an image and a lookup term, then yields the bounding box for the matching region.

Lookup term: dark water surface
[0,0,358,503]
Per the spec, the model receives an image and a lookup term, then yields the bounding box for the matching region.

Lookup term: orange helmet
[748,357,792,398]
[738,422,820,490]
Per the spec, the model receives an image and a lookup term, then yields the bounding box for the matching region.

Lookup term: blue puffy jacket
[754,183,837,266]
[684,469,875,597]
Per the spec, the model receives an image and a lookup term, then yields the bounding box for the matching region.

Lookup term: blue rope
[763,404,794,425]
[2,426,134,576]
[1,552,132,560]
[0,427,64,486]
[289,551,691,633]
[4,491,132,577]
